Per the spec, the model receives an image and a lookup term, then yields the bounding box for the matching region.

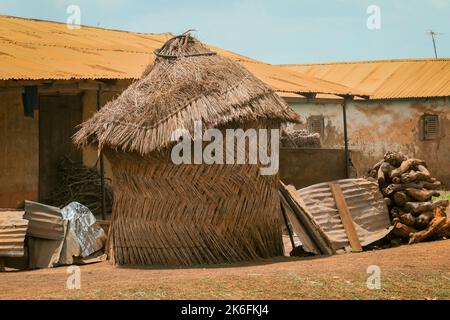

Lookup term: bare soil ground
[1,240,449,300]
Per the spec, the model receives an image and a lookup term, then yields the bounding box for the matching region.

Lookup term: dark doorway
[39,94,82,202]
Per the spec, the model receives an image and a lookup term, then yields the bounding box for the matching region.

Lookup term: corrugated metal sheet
[24,201,65,240]
[297,178,392,251]
[240,60,367,97]
[0,210,28,258]
[282,59,450,99]
[0,15,367,98]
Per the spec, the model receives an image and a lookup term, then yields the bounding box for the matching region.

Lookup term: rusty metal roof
[0,15,367,98]
[24,201,65,241]
[282,59,450,99]
[297,178,392,251]
[0,210,28,258]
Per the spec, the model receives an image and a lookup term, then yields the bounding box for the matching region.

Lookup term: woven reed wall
[105,123,284,266]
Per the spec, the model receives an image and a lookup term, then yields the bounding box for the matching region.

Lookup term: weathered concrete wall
[0,89,118,208]
[289,100,345,148]
[0,93,39,207]
[289,97,450,187]
[81,91,115,180]
[279,148,347,189]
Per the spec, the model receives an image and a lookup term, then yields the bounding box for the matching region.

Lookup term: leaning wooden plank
[279,191,321,255]
[280,182,334,255]
[329,183,363,252]
[279,197,296,250]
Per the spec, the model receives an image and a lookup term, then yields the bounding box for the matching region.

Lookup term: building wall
[0,87,118,208]
[279,148,347,189]
[0,93,39,207]
[81,90,115,180]
[289,97,450,187]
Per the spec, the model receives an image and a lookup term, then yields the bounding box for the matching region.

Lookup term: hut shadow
[114,254,331,271]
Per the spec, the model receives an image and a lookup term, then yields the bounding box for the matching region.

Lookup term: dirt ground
[1,239,449,300]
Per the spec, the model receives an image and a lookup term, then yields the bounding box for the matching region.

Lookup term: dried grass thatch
[74,34,300,266]
[74,34,299,153]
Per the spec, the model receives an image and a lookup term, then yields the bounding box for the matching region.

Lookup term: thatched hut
[74,34,300,266]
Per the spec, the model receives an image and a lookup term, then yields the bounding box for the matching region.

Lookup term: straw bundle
[74,34,300,266]
[281,128,321,148]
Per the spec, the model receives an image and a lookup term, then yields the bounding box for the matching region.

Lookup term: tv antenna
[426,30,442,58]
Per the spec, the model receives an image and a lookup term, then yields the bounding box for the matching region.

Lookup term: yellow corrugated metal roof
[0,15,367,98]
[282,59,450,99]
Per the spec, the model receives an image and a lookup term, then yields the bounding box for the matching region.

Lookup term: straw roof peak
[74,34,300,155]
[154,32,215,59]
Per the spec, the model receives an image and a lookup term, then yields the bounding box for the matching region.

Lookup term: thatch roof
[74,34,300,155]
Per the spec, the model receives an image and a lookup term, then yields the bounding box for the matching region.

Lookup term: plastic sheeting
[61,202,106,258]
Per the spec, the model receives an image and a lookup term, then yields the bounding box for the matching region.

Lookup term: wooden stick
[280,199,296,250]
[329,183,363,252]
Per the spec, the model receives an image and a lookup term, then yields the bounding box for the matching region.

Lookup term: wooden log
[390,206,407,219]
[393,191,412,207]
[405,199,449,216]
[415,211,435,229]
[392,177,402,184]
[398,212,417,227]
[381,162,394,174]
[384,182,425,196]
[370,159,384,174]
[392,218,417,240]
[405,188,440,202]
[422,180,441,190]
[409,216,446,244]
[401,170,431,183]
[384,151,407,167]
[377,162,395,185]
[417,165,430,177]
[390,159,426,178]
[377,166,386,185]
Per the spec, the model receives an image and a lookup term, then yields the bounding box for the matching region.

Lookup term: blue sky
[0,0,449,64]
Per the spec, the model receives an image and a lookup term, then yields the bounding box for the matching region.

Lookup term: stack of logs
[369,151,450,245]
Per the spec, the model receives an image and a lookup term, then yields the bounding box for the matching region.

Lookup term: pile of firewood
[368,151,450,245]
[46,157,113,217]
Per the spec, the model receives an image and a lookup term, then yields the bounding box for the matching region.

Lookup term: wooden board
[280,182,334,255]
[329,183,363,252]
